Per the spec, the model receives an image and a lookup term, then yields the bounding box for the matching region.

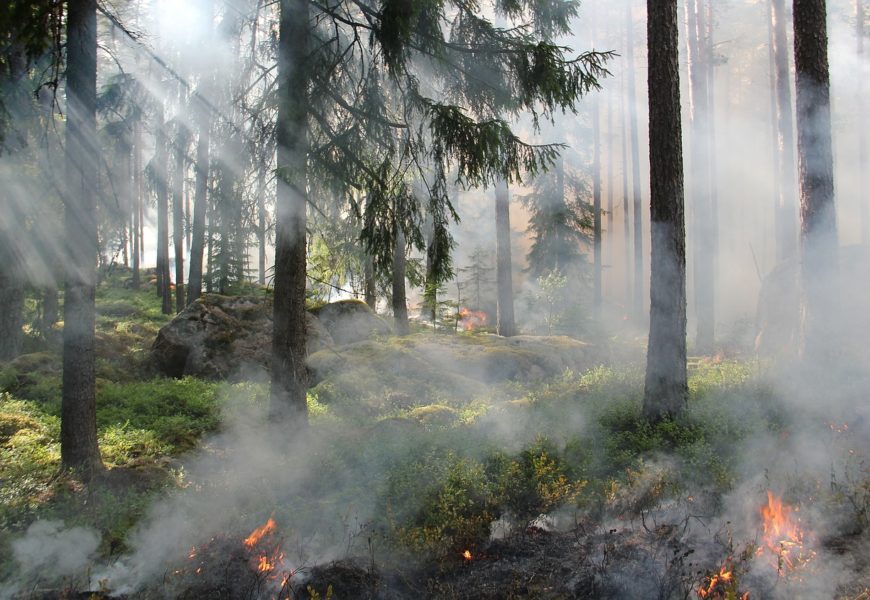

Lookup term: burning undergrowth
[2,360,869,599]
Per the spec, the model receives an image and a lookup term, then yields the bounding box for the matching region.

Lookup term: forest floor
[0,270,868,599]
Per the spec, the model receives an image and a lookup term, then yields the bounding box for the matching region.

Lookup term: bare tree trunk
[392,225,409,335]
[257,158,267,286]
[686,0,715,353]
[592,95,602,314]
[188,92,209,305]
[364,255,376,309]
[793,0,838,362]
[132,119,141,290]
[0,234,24,360]
[173,121,186,314]
[606,86,615,292]
[858,0,868,243]
[621,71,632,309]
[771,0,799,263]
[643,0,688,420]
[495,180,516,336]
[62,0,102,476]
[155,104,172,314]
[270,0,310,426]
[626,2,645,323]
[705,0,719,281]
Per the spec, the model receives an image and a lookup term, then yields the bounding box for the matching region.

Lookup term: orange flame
[244,518,276,549]
[459,308,487,331]
[697,561,749,599]
[462,549,472,561]
[758,491,814,574]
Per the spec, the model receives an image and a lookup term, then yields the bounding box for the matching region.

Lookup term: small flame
[758,491,815,574]
[462,549,472,561]
[459,308,487,331]
[244,518,277,549]
[697,561,748,599]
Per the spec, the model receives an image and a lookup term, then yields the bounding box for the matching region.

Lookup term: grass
[0,272,867,596]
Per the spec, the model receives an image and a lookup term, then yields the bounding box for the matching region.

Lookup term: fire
[462,549,472,561]
[244,517,277,549]
[758,491,815,574]
[458,307,487,331]
[697,562,747,599]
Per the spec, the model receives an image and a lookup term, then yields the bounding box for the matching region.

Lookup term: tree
[172,117,187,313]
[793,0,837,362]
[857,0,868,243]
[188,91,210,305]
[642,0,688,420]
[495,180,516,336]
[626,1,644,322]
[61,0,102,475]
[770,0,798,262]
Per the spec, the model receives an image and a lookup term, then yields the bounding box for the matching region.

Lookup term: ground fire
[757,491,815,574]
[458,308,487,331]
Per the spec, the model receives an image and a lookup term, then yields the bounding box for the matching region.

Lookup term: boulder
[151,295,388,379]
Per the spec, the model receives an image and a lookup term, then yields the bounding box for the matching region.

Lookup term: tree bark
[495,180,516,336]
[173,121,186,314]
[392,224,409,335]
[606,85,615,293]
[155,103,172,314]
[364,255,376,309]
[643,0,688,420]
[626,3,645,323]
[257,157,267,286]
[858,0,868,243]
[592,95,602,314]
[686,0,715,353]
[772,0,799,262]
[793,0,838,362]
[131,119,141,290]
[61,0,102,476]
[270,0,310,426]
[0,234,24,360]
[621,71,631,310]
[188,92,209,305]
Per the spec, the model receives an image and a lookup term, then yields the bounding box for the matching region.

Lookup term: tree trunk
[621,71,632,309]
[686,0,715,353]
[606,85,615,293]
[173,121,186,314]
[858,0,868,243]
[392,224,410,336]
[155,103,172,314]
[0,234,24,360]
[772,0,799,262]
[43,285,59,332]
[364,255,376,309]
[643,0,688,420]
[188,92,209,305]
[592,95,602,313]
[270,0,310,426]
[132,119,142,290]
[626,2,645,323]
[257,158,267,286]
[61,0,102,476]
[705,0,719,282]
[495,180,516,336]
[793,0,838,362]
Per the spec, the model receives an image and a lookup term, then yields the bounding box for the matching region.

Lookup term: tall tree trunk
[705,0,719,281]
[858,0,868,243]
[0,230,24,360]
[61,0,102,476]
[621,71,632,309]
[793,0,838,362]
[364,255,376,309]
[173,122,186,314]
[592,95,603,313]
[155,104,172,314]
[43,285,59,332]
[686,0,715,353]
[606,86,615,292]
[495,180,516,336]
[257,158,267,286]
[626,2,645,323]
[392,224,410,335]
[188,92,209,305]
[132,119,141,290]
[772,0,799,262]
[643,0,688,420]
[270,0,310,425]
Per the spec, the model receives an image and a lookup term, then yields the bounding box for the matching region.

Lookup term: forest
[0,0,868,598]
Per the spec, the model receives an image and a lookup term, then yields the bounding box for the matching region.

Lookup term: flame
[458,308,487,331]
[697,561,749,599]
[462,549,472,561]
[758,491,815,574]
[244,518,277,549]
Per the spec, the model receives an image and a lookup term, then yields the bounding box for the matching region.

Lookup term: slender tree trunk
[270,0,310,425]
[858,0,868,243]
[495,180,516,336]
[592,95,603,313]
[0,234,24,360]
[772,0,799,262]
[643,0,688,420]
[132,119,141,290]
[621,71,632,310]
[62,0,102,476]
[626,2,645,322]
[364,255,376,309]
[606,85,615,292]
[43,285,58,331]
[686,0,715,353]
[188,92,209,305]
[257,158,267,286]
[793,0,838,362]
[173,122,186,314]
[705,0,719,280]
[392,224,409,335]
[155,104,172,314]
